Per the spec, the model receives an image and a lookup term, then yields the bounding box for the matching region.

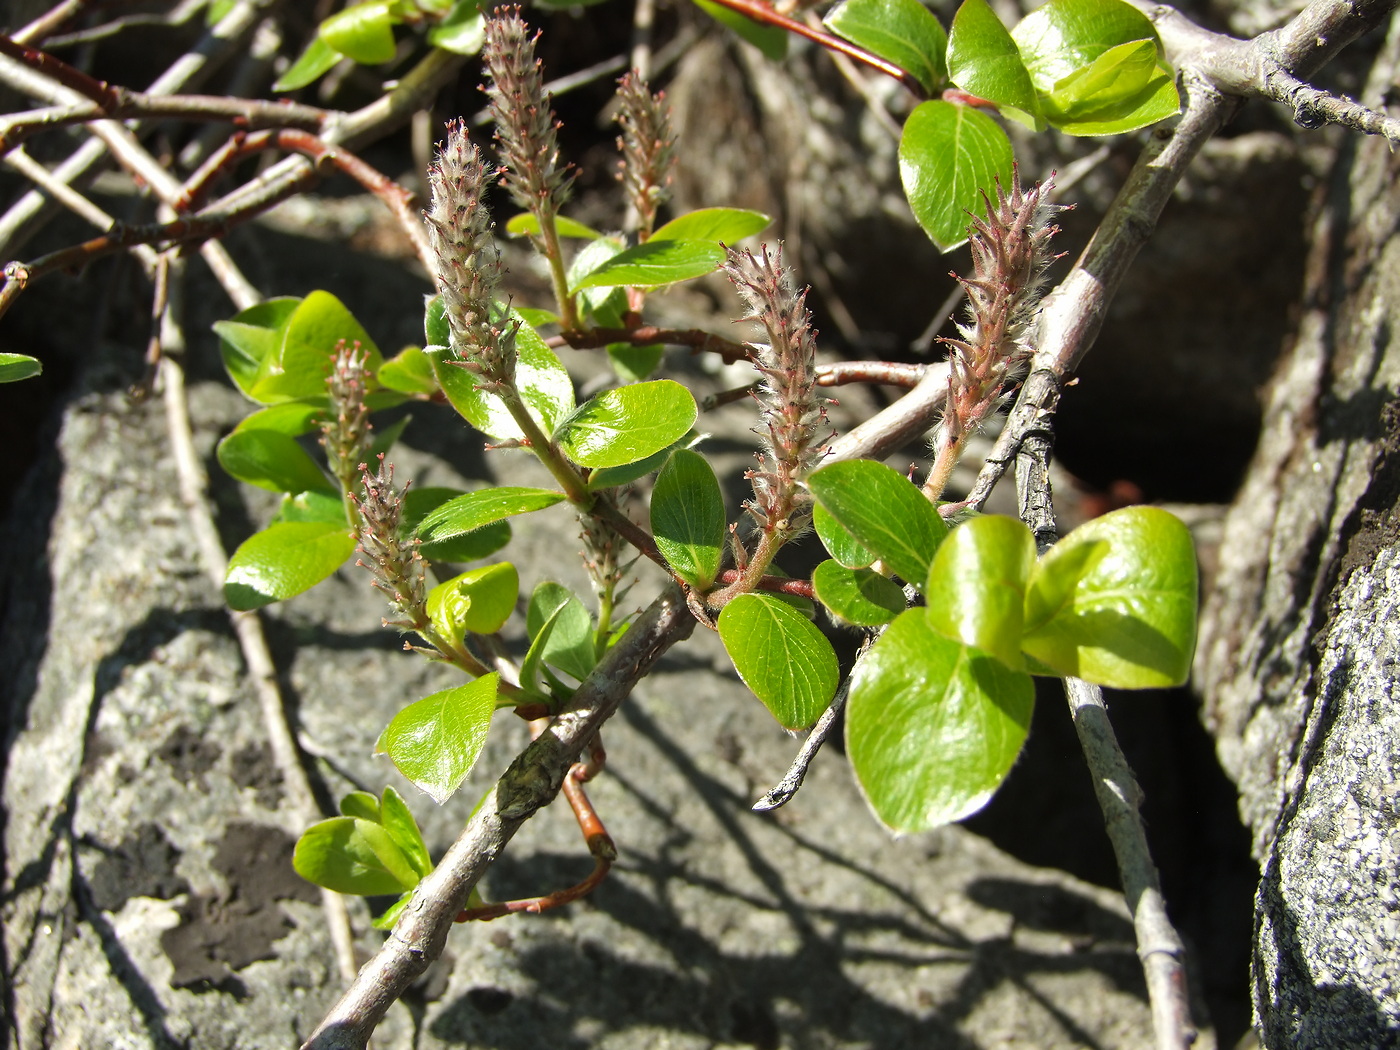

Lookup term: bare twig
[816,361,926,387]
[825,361,951,463]
[560,325,751,363]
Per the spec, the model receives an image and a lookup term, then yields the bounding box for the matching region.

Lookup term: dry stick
[157,270,359,986]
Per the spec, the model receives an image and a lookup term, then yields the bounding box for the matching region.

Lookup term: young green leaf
[0,353,42,383]
[526,582,597,683]
[572,240,726,291]
[378,346,439,395]
[814,502,875,569]
[505,213,605,240]
[338,791,382,822]
[216,430,335,495]
[925,514,1036,670]
[274,36,341,92]
[585,437,692,490]
[1042,45,1178,135]
[718,593,839,730]
[402,487,513,563]
[607,343,665,383]
[565,237,629,324]
[1010,0,1162,87]
[319,1,398,65]
[293,816,420,896]
[426,562,519,641]
[691,0,788,59]
[823,0,949,93]
[214,297,300,398]
[415,487,565,545]
[899,100,1015,252]
[807,459,948,589]
[426,1,484,53]
[251,291,383,403]
[649,208,772,244]
[554,380,698,469]
[224,521,356,610]
[650,448,726,589]
[371,892,414,931]
[378,786,433,879]
[847,609,1033,832]
[274,490,347,525]
[1020,506,1198,688]
[946,0,1040,125]
[812,560,905,627]
[232,401,324,437]
[429,312,575,440]
[376,674,500,804]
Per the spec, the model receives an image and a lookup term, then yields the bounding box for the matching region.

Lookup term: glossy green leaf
[807,459,947,589]
[224,521,356,610]
[338,791,381,822]
[925,514,1035,669]
[274,490,346,525]
[526,583,596,682]
[814,502,875,569]
[899,100,1015,251]
[216,429,334,495]
[515,307,560,328]
[572,240,725,291]
[554,380,698,469]
[251,291,383,403]
[402,486,512,562]
[608,343,665,383]
[691,0,788,59]
[718,593,838,730]
[946,0,1040,124]
[429,312,575,440]
[426,1,484,53]
[505,213,604,240]
[320,1,398,64]
[427,562,519,642]
[847,609,1033,831]
[1011,0,1162,87]
[824,0,948,92]
[566,237,629,324]
[1044,46,1178,135]
[378,346,439,395]
[650,207,772,244]
[214,297,300,398]
[0,353,41,383]
[424,293,450,348]
[378,786,432,878]
[585,437,692,490]
[812,560,905,626]
[650,449,725,589]
[376,675,500,804]
[232,401,324,437]
[415,487,565,544]
[293,816,418,896]
[274,35,341,91]
[1021,506,1198,688]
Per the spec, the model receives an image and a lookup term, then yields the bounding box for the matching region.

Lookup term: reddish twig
[816,361,926,387]
[559,324,750,363]
[714,569,815,599]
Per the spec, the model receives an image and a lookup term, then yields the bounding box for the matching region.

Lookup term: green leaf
[946,0,1040,124]
[566,237,630,324]
[899,99,1015,252]
[812,560,905,626]
[427,562,519,641]
[339,791,381,821]
[251,291,383,403]
[505,213,605,240]
[1043,43,1178,135]
[649,207,772,244]
[378,346,439,395]
[415,487,565,544]
[274,490,347,525]
[214,297,301,399]
[376,675,500,804]
[608,343,664,383]
[378,786,433,878]
[526,583,597,682]
[293,817,419,896]
[401,486,512,562]
[1011,0,1162,87]
[691,0,788,58]
[554,380,698,469]
[216,429,334,495]
[429,312,575,440]
[320,1,398,65]
[424,293,450,348]
[824,0,948,93]
[232,401,325,437]
[515,307,560,328]
[585,438,691,490]
[1020,506,1198,688]
[371,892,413,930]
[925,514,1036,669]
[572,240,725,291]
[650,448,725,589]
[814,502,875,569]
[426,1,484,53]
[847,609,1033,831]
[224,521,356,610]
[0,353,41,383]
[274,36,342,92]
[807,459,947,589]
[718,593,838,730]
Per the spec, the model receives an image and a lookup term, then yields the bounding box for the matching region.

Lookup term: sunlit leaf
[554,380,698,468]
[427,562,519,641]
[426,1,484,53]
[899,99,1016,252]
[814,502,875,569]
[505,213,605,240]
[650,448,725,589]
[216,429,334,494]
[415,487,565,545]
[251,291,383,403]
[402,486,513,562]
[224,521,356,610]
[320,1,398,65]
[824,0,949,92]
[691,0,788,58]
[925,514,1036,670]
[0,353,42,383]
[526,582,596,682]
[274,36,341,92]
[812,560,905,626]
[376,675,500,804]
[293,817,419,896]
[649,208,772,244]
[718,593,838,729]
[946,0,1040,125]
[572,240,725,291]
